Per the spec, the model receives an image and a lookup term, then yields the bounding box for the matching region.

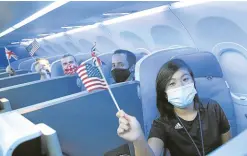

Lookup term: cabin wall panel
[5,1,247,68]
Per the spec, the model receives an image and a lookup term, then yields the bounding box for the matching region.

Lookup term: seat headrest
[51,60,64,77]
[174,52,223,78]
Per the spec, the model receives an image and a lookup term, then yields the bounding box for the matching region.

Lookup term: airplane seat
[0,73,40,89]
[21,81,143,155]
[212,42,247,133]
[51,54,91,78]
[135,47,237,138]
[0,70,29,79]
[10,60,21,70]
[74,53,91,65]
[0,69,6,73]
[11,58,32,70]
[135,47,199,137]
[51,60,64,77]
[174,52,237,136]
[0,75,81,110]
[19,59,36,71]
[0,112,62,156]
[135,52,149,62]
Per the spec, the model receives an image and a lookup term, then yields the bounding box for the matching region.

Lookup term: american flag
[91,43,105,66]
[76,63,107,92]
[26,39,40,56]
[5,47,18,60]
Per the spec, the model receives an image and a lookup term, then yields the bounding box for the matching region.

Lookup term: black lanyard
[175,111,205,156]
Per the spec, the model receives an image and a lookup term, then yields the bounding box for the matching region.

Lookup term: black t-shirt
[148,99,230,156]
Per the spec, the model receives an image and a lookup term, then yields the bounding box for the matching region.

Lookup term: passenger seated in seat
[61,54,78,75]
[34,58,51,80]
[111,49,136,83]
[116,59,231,156]
[6,65,16,76]
[60,54,82,89]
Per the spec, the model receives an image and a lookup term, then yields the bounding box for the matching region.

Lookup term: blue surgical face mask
[166,83,197,108]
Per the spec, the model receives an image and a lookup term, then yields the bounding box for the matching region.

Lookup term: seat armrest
[0,98,12,113]
[36,123,62,156]
[0,111,41,156]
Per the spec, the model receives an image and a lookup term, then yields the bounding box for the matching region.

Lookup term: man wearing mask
[60,54,82,89]
[111,49,136,83]
[61,54,78,75]
[6,65,16,76]
[34,58,51,80]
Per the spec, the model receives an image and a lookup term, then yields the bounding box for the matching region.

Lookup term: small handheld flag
[26,39,40,56]
[76,63,107,92]
[77,43,121,111]
[5,47,18,60]
[91,42,105,66]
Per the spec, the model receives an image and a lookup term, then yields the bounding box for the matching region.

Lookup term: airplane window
[65,42,80,53]
[196,17,247,44]
[96,36,119,53]
[151,25,185,49]
[78,39,93,53]
[120,31,148,49]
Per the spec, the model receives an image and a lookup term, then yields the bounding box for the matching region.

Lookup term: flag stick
[7,58,10,67]
[96,61,121,111]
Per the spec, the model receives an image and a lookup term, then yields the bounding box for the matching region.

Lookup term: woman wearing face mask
[116,59,231,156]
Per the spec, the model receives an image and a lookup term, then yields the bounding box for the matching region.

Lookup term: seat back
[19,59,36,71]
[135,47,199,136]
[20,81,143,156]
[136,47,237,137]
[0,75,81,110]
[0,73,40,89]
[51,53,91,77]
[0,69,5,73]
[175,52,237,136]
[0,70,29,79]
[11,58,32,70]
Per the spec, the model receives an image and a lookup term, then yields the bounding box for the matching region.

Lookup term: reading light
[22,38,33,41]
[103,13,130,16]
[61,26,83,29]
[170,1,211,9]
[11,42,20,45]
[37,33,55,37]
[66,23,100,35]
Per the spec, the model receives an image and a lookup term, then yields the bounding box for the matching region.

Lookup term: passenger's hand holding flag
[76,43,141,142]
[76,42,120,111]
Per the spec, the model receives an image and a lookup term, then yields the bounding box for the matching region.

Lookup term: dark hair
[113,49,136,67]
[156,59,200,118]
[62,54,77,62]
